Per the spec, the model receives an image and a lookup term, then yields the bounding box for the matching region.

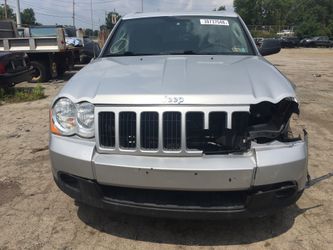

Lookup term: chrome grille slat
[95,106,250,156]
[115,112,120,149]
[136,111,141,151]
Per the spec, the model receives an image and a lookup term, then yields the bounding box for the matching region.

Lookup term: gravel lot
[0,49,332,249]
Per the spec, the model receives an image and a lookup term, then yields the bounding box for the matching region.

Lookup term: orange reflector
[50,110,61,135]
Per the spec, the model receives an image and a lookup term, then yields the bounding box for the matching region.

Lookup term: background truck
[0,21,80,82]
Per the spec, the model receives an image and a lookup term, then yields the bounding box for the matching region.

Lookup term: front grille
[163,112,181,150]
[99,112,115,148]
[119,112,136,149]
[141,112,159,150]
[97,106,250,155]
[209,112,227,135]
[186,112,204,150]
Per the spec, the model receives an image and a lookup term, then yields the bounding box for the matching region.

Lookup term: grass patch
[0,84,46,104]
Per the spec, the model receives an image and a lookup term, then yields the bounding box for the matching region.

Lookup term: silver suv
[49,12,308,218]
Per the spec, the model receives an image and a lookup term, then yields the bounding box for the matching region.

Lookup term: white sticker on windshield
[200,19,229,26]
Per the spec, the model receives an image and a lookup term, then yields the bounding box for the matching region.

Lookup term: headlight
[52,98,77,135]
[51,98,95,138]
[77,102,95,138]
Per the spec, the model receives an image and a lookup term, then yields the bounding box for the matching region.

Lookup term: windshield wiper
[104,52,156,57]
[164,50,198,55]
[104,50,199,57]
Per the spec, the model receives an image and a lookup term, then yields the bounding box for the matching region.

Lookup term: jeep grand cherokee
[49,12,308,218]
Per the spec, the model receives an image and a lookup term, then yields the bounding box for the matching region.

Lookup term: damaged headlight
[248,98,300,142]
[50,98,95,138]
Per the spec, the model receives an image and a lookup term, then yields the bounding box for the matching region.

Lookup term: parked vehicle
[280,36,300,48]
[0,22,80,83]
[79,37,101,64]
[253,37,264,47]
[276,29,295,37]
[29,25,100,64]
[50,12,308,219]
[300,36,333,47]
[0,20,17,38]
[0,52,32,88]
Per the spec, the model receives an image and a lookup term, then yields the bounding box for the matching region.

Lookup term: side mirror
[259,39,281,56]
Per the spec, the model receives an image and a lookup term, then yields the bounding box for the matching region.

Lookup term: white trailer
[0,21,80,82]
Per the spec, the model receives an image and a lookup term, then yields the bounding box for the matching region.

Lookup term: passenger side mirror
[259,39,281,56]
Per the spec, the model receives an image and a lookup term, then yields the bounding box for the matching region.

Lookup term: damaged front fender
[253,129,308,190]
[248,98,301,143]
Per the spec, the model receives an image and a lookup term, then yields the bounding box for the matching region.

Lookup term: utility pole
[90,0,94,31]
[4,0,8,19]
[16,0,21,27]
[90,0,95,57]
[72,0,75,27]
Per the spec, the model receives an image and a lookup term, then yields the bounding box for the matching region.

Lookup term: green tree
[234,0,260,25]
[21,8,36,25]
[105,11,121,30]
[292,0,333,37]
[0,4,15,20]
[234,0,333,37]
[99,24,107,31]
[85,28,93,37]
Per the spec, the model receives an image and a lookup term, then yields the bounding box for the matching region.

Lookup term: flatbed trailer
[0,21,80,82]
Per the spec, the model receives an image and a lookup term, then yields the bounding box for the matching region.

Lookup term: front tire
[29,61,50,83]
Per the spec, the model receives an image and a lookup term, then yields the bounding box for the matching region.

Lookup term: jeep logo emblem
[164,96,184,104]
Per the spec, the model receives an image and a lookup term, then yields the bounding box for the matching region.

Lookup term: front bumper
[0,68,33,87]
[54,172,303,219]
[49,132,308,217]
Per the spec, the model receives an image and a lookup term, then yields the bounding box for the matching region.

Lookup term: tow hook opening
[252,182,298,200]
[275,186,298,199]
[59,173,80,191]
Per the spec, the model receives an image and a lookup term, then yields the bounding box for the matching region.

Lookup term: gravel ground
[0,49,332,250]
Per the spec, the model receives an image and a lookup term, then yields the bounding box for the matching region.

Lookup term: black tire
[29,61,50,83]
[57,64,67,76]
[80,54,91,64]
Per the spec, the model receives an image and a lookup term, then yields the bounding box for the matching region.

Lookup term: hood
[0,51,25,59]
[58,55,296,105]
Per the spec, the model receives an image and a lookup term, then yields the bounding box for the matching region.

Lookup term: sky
[5,0,234,30]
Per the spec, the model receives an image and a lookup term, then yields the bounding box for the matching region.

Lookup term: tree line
[234,0,333,37]
[0,4,116,37]
[2,1,332,38]
[0,4,39,25]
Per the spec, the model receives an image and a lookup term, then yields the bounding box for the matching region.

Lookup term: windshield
[30,27,57,37]
[103,16,255,57]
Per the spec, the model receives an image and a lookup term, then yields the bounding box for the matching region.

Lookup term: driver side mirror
[258,39,281,56]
